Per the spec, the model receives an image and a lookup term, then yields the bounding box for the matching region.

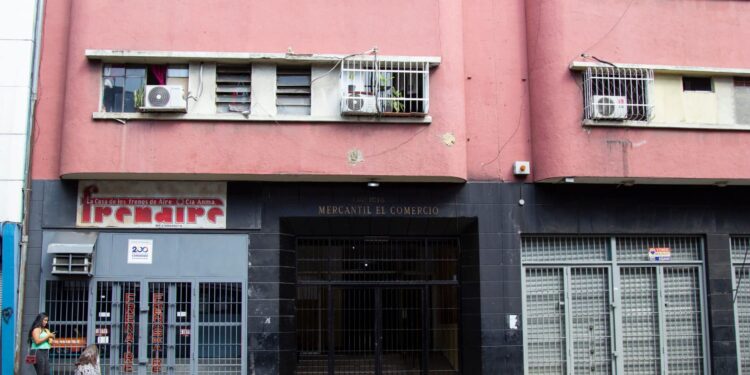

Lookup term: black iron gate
[295,238,460,375]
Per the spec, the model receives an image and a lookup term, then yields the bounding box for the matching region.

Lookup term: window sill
[92,112,432,124]
[583,119,750,131]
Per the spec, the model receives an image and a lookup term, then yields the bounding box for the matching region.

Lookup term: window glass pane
[102,77,121,112]
[104,64,125,77]
[126,66,146,77]
[683,76,712,92]
[123,77,145,112]
[111,77,125,112]
[168,65,189,78]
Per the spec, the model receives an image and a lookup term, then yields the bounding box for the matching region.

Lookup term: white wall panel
[0,86,31,134]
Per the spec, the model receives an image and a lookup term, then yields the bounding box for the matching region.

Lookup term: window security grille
[522,236,707,375]
[732,236,750,374]
[340,57,429,116]
[736,77,750,88]
[277,66,311,115]
[215,65,251,113]
[583,66,654,122]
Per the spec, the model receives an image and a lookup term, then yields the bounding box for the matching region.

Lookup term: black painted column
[706,234,739,374]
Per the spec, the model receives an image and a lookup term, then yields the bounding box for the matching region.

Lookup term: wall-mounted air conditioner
[342,93,377,115]
[592,95,628,120]
[143,85,187,112]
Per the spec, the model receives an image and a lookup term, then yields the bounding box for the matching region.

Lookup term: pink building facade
[18,0,750,374]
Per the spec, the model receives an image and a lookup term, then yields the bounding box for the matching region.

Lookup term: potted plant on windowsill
[377,73,407,115]
[134,87,145,111]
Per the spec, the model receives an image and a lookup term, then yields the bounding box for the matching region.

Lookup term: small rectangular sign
[128,239,153,264]
[177,311,187,318]
[180,328,190,336]
[98,312,111,318]
[97,336,109,344]
[648,247,671,262]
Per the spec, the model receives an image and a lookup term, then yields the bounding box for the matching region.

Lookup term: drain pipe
[14,0,44,373]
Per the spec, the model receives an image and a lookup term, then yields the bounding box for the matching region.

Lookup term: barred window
[583,66,654,122]
[341,57,429,116]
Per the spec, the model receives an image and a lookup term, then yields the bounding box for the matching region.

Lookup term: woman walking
[28,312,55,374]
[74,344,101,375]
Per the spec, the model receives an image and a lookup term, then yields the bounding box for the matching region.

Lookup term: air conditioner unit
[592,95,627,119]
[342,93,377,115]
[143,85,187,112]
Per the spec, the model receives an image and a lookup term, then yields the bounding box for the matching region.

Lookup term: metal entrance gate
[45,280,244,375]
[522,236,708,375]
[295,238,460,375]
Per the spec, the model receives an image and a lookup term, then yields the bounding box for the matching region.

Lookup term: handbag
[25,349,37,365]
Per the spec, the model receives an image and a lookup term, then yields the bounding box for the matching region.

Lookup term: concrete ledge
[583,119,750,131]
[86,49,441,67]
[93,111,432,124]
[570,61,750,77]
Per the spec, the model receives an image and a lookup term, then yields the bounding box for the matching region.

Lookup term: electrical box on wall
[513,161,530,176]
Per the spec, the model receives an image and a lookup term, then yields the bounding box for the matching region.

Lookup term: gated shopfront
[295,238,461,375]
[522,236,708,374]
[40,233,248,375]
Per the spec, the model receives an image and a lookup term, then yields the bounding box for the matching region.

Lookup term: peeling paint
[441,132,456,146]
[632,140,647,148]
[347,149,364,165]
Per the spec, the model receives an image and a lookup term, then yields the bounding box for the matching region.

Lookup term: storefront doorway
[45,280,243,375]
[295,238,460,375]
[41,233,248,375]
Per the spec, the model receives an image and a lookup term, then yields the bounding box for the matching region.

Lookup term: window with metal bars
[340,57,429,117]
[215,64,252,113]
[276,65,311,115]
[522,236,707,375]
[582,67,654,122]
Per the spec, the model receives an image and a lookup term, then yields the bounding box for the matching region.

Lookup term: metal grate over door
[46,280,89,375]
[381,288,423,375]
[570,267,612,374]
[523,236,707,374]
[332,288,376,374]
[620,267,661,374]
[524,268,566,374]
[737,266,750,375]
[197,282,242,374]
[663,267,705,374]
[96,281,141,375]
